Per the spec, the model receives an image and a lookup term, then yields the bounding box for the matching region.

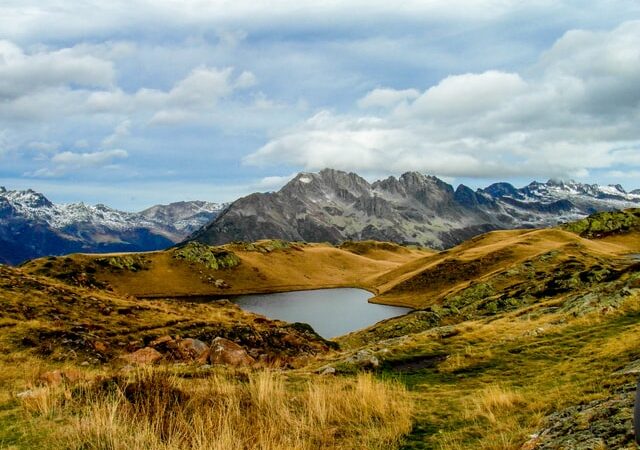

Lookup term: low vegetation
[8,365,412,450]
[172,242,241,270]
[563,208,640,238]
[5,211,640,449]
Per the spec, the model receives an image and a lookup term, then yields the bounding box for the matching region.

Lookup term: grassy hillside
[5,211,640,449]
[0,264,413,449]
[370,227,640,308]
[563,208,640,238]
[21,240,430,298]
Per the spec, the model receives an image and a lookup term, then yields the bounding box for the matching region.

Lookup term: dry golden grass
[465,384,525,424]
[372,227,640,308]
[25,242,429,299]
[18,367,413,450]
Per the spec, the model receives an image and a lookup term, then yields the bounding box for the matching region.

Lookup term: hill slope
[21,240,431,299]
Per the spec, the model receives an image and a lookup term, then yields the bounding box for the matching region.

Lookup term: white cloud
[27,149,129,177]
[102,120,131,147]
[253,173,297,190]
[27,141,59,153]
[245,20,640,180]
[0,40,114,100]
[0,41,259,128]
[357,88,420,109]
[52,149,127,166]
[405,71,527,118]
[0,1,544,44]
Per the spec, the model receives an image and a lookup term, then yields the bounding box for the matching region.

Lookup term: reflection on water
[233,288,410,338]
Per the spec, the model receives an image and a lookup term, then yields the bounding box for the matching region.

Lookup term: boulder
[150,335,174,347]
[319,366,336,376]
[210,337,255,367]
[178,338,210,363]
[345,349,380,369]
[120,347,163,365]
[38,369,83,386]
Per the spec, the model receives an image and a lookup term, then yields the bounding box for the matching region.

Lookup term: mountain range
[191,169,640,249]
[0,186,224,264]
[2,169,639,264]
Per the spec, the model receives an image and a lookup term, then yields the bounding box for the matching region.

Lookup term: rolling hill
[4,209,640,449]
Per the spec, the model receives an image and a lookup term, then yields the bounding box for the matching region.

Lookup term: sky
[1,0,640,210]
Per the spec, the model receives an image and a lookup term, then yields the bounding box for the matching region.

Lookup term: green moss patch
[563,208,640,238]
[172,242,240,270]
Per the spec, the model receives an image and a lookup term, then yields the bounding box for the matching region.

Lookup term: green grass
[386,299,640,449]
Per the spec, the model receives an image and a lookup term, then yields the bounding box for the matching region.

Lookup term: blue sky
[1,1,640,210]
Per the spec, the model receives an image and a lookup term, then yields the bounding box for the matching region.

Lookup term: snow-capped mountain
[139,201,224,235]
[0,186,224,264]
[190,169,640,250]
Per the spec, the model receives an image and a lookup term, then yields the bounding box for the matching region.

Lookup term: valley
[1,209,640,448]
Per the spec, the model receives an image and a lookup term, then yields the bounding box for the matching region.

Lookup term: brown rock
[93,341,108,353]
[38,369,83,386]
[38,370,63,386]
[120,347,163,366]
[209,337,255,367]
[178,338,210,363]
[520,434,540,450]
[150,335,174,347]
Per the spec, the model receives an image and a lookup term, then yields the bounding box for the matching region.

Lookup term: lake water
[233,288,411,338]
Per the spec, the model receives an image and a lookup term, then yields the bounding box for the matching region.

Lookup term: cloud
[244,20,640,180]
[102,120,131,147]
[358,88,420,109]
[0,1,543,44]
[147,66,253,125]
[0,41,259,127]
[0,40,114,100]
[405,71,527,119]
[253,173,297,190]
[26,149,128,177]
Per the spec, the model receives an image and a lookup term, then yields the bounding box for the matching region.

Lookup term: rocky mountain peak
[5,188,54,209]
[454,184,481,208]
[189,168,640,251]
[482,182,521,199]
[0,187,224,264]
[317,168,371,193]
[282,169,371,201]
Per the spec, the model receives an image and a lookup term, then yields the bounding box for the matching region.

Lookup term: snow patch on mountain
[0,188,225,264]
[191,169,640,250]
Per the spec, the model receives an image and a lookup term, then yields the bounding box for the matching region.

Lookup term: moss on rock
[97,255,149,272]
[172,242,240,270]
[563,208,640,238]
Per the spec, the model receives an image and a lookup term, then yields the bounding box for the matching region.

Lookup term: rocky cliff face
[190,169,640,249]
[0,187,223,264]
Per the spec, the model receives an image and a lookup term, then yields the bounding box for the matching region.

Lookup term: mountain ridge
[0,187,225,264]
[190,168,640,249]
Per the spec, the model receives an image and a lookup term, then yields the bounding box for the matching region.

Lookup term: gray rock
[525,384,636,449]
[187,169,640,250]
[345,349,380,369]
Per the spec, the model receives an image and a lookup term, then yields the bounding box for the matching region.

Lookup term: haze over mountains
[191,169,640,249]
[0,186,224,264]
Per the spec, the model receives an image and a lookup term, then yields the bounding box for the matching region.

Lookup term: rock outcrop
[190,169,640,250]
[209,337,255,367]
